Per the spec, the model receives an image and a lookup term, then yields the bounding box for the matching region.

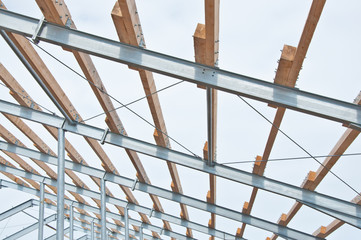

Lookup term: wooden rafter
[268,91,361,240]
[237,0,326,238]
[0,2,158,236]
[34,0,169,236]
[111,0,192,237]
[314,193,361,238]
[0,0,359,239]
[193,1,220,237]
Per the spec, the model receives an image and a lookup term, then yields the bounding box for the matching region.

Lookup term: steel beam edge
[0,9,360,127]
[0,151,323,240]
[0,170,234,240]
[0,99,360,226]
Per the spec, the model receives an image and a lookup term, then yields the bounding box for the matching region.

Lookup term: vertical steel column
[57,128,65,240]
[100,176,107,239]
[206,87,213,165]
[139,226,143,240]
[124,206,129,240]
[38,179,45,240]
[69,202,74,240]
[90,219,94,240]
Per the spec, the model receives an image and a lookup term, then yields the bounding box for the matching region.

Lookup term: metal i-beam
[34,199,157,240]
[38,180,45,240]
[0,175,213,240]
[0,164,238,239]
[101,176,107,239]
[0,152,326,240]
[57,127,65,240]
[4,214,56,240]
[0,100,360,226]
[0,9,360,128]
[0,199,33,221]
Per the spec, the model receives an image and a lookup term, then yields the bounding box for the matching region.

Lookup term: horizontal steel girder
[0,99,361,229]
[32,199,155,240]
[0,163,321,240]
[0,9,360,128]
[0,176,234,240]
[0,199,33,221]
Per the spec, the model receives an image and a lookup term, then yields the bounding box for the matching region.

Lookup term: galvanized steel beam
[0,179,192,240]
[57,127,65,240]
[0,100,360,228]
[0,9,360,128]
[0,155,323,240]
[0,199,33,221]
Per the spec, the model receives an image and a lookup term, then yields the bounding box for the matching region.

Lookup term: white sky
[0,0,360,239]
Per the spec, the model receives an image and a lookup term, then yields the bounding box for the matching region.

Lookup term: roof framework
[0,0,360,239]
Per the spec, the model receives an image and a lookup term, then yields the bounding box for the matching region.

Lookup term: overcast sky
[0,0,360,239]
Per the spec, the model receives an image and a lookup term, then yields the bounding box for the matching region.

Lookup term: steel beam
[124,206,129,240]
[70,202,74,240]
[57,127,65,240]
[0,177,192,240]
[0,100,360,225]
[0,159,323,240]
[4,214,56,240]
[91,219,94,240]
[207,87,213,166]
[0,199,33,221]
[38,199,151,240]
[38,180,45,240]
[0,9,360,127]
[0,30,74,124]
[101,176,107,240]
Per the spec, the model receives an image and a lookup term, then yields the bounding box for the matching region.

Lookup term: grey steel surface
[124,206,129,240]
[38,180,45,240]
[0,9,360,128]
[101,177,107,240]
[0,156,323,240]
[0,178,195,240]
[207,87,213,165]
[70,203,74,240]
[0,199,33,221]
[0,100,360,226]
[57,128,65,240]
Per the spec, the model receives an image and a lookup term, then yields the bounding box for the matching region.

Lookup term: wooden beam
[268,45,297,108]
[0,60,148,228]
[112,0,190,236]
[268,92,361,240]
[192,2,220,236]
[193,23,207,89]
[288,0,326,84]
[239,0,326,237]
[0,155,54,205]
[313,193,361,238]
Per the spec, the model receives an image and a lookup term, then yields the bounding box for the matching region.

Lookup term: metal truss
[0,9,360,129]
[0,6,360,240]
[0,99,360,228]
[0,160,314,240]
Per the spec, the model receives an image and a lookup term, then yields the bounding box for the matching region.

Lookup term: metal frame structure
[0,1,360,239]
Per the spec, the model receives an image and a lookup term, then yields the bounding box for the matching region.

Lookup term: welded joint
[100,128,109,145]
[31,16,45,44]
[131,178,138,191]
